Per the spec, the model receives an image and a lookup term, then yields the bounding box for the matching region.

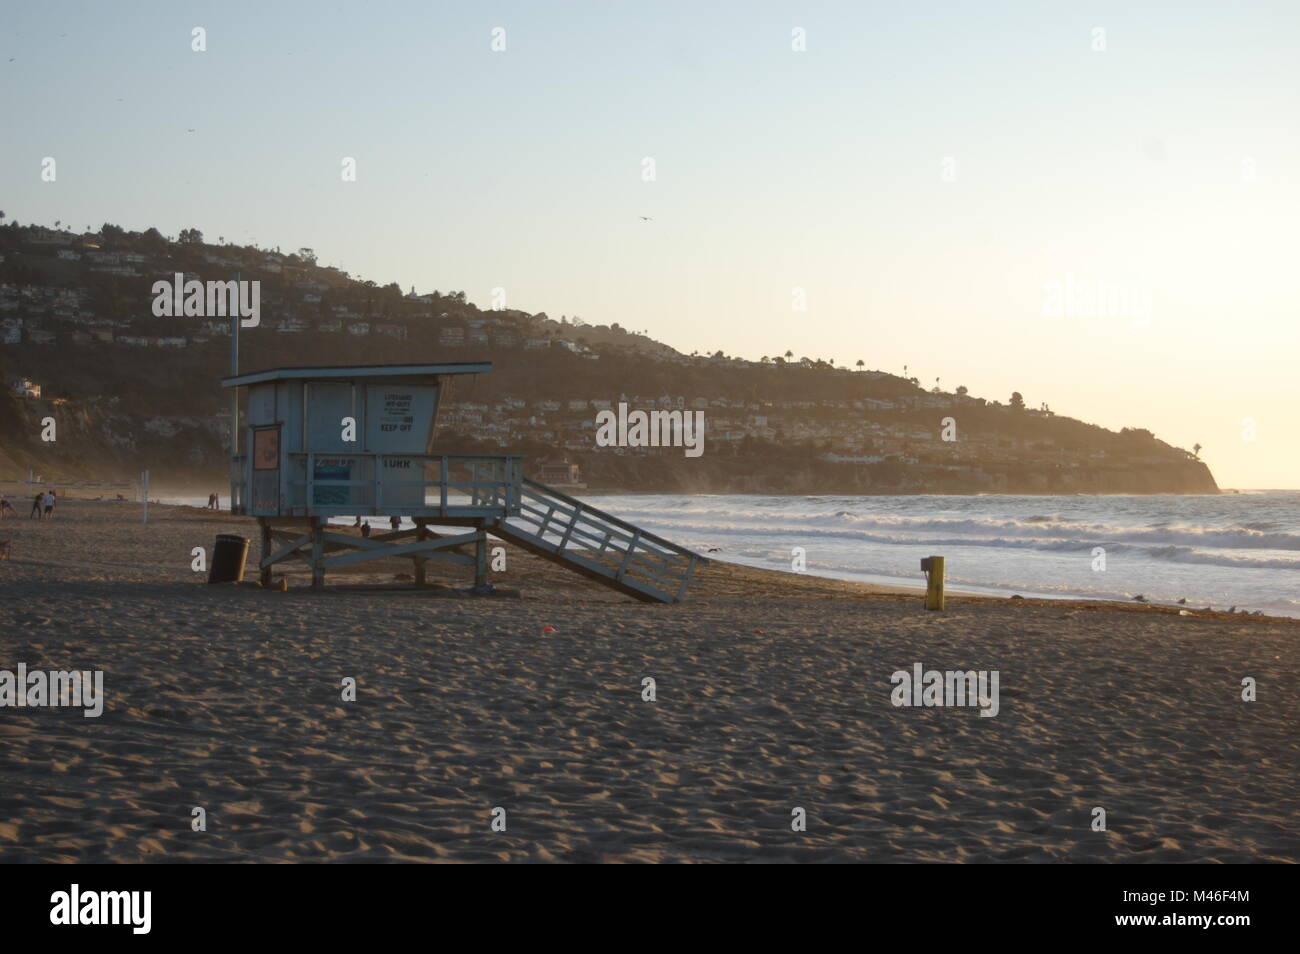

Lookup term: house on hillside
[535,459,584,488]
[10,378,41,398]
[29,228,72,247]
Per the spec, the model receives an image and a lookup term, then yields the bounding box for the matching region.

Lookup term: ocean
[164,490,1300,617]
[595,491,1300,618]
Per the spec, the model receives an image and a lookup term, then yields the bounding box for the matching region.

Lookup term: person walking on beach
[30,491,43,519]
[42,490,55,519]
[0,495,14,518]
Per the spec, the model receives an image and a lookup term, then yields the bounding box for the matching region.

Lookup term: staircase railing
[501,478,707,602]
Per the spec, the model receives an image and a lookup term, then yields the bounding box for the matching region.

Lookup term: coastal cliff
[1,222,1218,495]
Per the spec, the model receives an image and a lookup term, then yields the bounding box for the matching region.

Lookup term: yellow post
[923,555,945,611]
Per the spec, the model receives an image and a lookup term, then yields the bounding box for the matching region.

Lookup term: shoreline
[14,492,1296,621]
[570,487,1236,498]
[4,496,1295,624]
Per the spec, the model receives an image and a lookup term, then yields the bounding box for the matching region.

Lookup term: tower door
[250,425,282,516]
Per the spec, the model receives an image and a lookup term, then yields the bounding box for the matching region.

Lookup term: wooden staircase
[488,478,707,603]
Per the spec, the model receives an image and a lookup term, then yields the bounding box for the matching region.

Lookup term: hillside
[0,221,1218,494]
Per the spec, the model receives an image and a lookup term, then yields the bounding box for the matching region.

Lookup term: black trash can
[208,534,250,583]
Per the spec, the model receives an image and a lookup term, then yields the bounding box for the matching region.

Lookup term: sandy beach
[0,498,1296,863]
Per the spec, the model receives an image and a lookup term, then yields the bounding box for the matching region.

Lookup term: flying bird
[639,216,653,221]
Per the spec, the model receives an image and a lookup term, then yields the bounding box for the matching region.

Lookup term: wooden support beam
[319,529,462,553]
[259,520,273,587]
[558,512,578,551]
[261,531,312,569]
[320,531,483,569]
[475,527,488,587]
[413,520,427,586]
[615,531,644,579]
[310,520,325,590]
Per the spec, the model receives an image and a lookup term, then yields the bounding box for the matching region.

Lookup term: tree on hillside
[784,350,793,360]
[1009,391,1025,409]
[956,385,968,396]
[141,227,168,252]
[856,359,864,371]
[179,228,204,244]
[1193,443,1202,458]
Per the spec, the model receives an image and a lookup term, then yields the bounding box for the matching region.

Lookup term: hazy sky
[4,1,1297,488]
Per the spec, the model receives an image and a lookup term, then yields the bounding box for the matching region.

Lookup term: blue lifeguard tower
[222,363,705,601]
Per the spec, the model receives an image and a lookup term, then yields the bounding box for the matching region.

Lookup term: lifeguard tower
[222,363,706,602]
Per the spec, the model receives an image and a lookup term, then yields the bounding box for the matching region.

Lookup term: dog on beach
[0,540,10,560]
